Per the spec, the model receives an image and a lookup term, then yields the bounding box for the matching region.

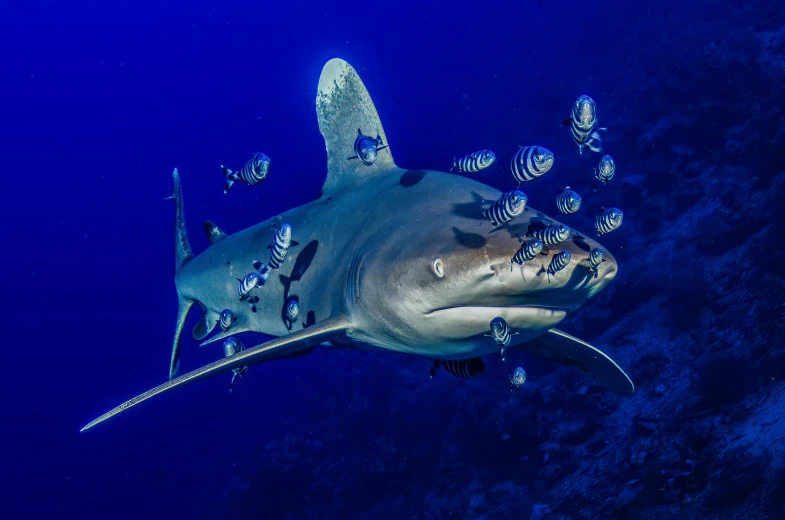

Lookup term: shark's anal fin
[81,314,352,432]
[520,329,634,396]
[203,220,228,244]
[316,59,397,195]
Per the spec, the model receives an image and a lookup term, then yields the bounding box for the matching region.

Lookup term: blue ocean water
[3,0,785,518]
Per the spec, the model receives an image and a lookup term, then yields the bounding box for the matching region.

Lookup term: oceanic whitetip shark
[81,58,633,432]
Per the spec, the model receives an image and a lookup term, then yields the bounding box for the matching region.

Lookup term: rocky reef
[217,2,785,518]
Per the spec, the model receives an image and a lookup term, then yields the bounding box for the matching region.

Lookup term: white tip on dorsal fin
[316,59,396,195]
[203,220,228,245]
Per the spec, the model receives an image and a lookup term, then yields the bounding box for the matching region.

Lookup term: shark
[81,58,633,432]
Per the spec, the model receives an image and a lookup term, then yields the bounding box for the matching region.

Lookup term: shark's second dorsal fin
[316,59,396,195]
[203,220,228,244]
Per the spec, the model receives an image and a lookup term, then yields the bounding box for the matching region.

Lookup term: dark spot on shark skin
[572,234,592,252]
[452,227,487,249]
[399,170,427,187]
[452,192,486,220]
[280,240,318,300]
[302,310,316,329]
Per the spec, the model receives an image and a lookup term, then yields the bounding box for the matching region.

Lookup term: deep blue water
[3,1,785,518]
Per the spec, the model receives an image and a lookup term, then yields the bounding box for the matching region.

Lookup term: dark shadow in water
[400,170,427,187]
[452,192,486,220]
[280,240,319,300]
[452,226,486,249]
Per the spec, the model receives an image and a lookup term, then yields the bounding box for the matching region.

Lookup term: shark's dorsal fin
[203,220,228,244]
[80,314,352,432]
[316,59,397,195]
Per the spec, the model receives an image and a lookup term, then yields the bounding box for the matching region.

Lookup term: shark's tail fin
[168,168,196,379]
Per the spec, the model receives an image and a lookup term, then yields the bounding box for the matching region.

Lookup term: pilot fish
[238,272,262,300]
[483,190,528,227]
[556,187,582,215]
[451,149,496,173]
[222,338,248,393]
[595,207,623,236]
[546,250,571,281]
[595,154,615,185]
[487,317,518,361]
[429,358,486,379]
[219,309,235,332]
[529,224,570,246]
[268,224,292,269]
[510,367,527,390]
[588,248,604,276]
[221,152,271,194]
[511,239,544,270]
[510,146,554,183]
[285,298,299,329]
[563,95,606,154]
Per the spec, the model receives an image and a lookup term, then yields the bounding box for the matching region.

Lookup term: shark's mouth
[424,305,568,340]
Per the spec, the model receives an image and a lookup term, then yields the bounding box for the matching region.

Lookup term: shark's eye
[432,258,445,278]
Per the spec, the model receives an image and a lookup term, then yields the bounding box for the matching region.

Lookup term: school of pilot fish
[214,92,624,393]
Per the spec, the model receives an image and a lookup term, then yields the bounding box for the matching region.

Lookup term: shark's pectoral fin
[316,59,398,195]
[520,329,634,396]
[81,314,352,432]
[192,305,219,341]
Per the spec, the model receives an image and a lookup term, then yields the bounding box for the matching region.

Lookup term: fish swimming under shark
[80,58,634,432]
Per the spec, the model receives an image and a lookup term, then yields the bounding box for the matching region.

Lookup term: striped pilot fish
[546,250,571,282]
[510,146,554,183]
[222,338,248,393]
[268,224,292,270]
[238,272,262,300]
[483,190,528,227]
[511,239,544,271]
[486,317,519,361]
[429,358,486,379]
[451,149,496,173]
[510,366,527,390]
[595,207,623,236]
[285,298,299,326]
[221,152,271,194]
[219,309,235,332]
[595,154,615,185]
[529,223,570,246]
[556,187,582,215]
[588,248,604,276]
[563,95,607,154]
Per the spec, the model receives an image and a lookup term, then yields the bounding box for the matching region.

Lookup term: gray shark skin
[81,59,633,432]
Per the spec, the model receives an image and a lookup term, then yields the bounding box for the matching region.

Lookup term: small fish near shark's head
[572,94,597,129]
[351,185,617,358]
